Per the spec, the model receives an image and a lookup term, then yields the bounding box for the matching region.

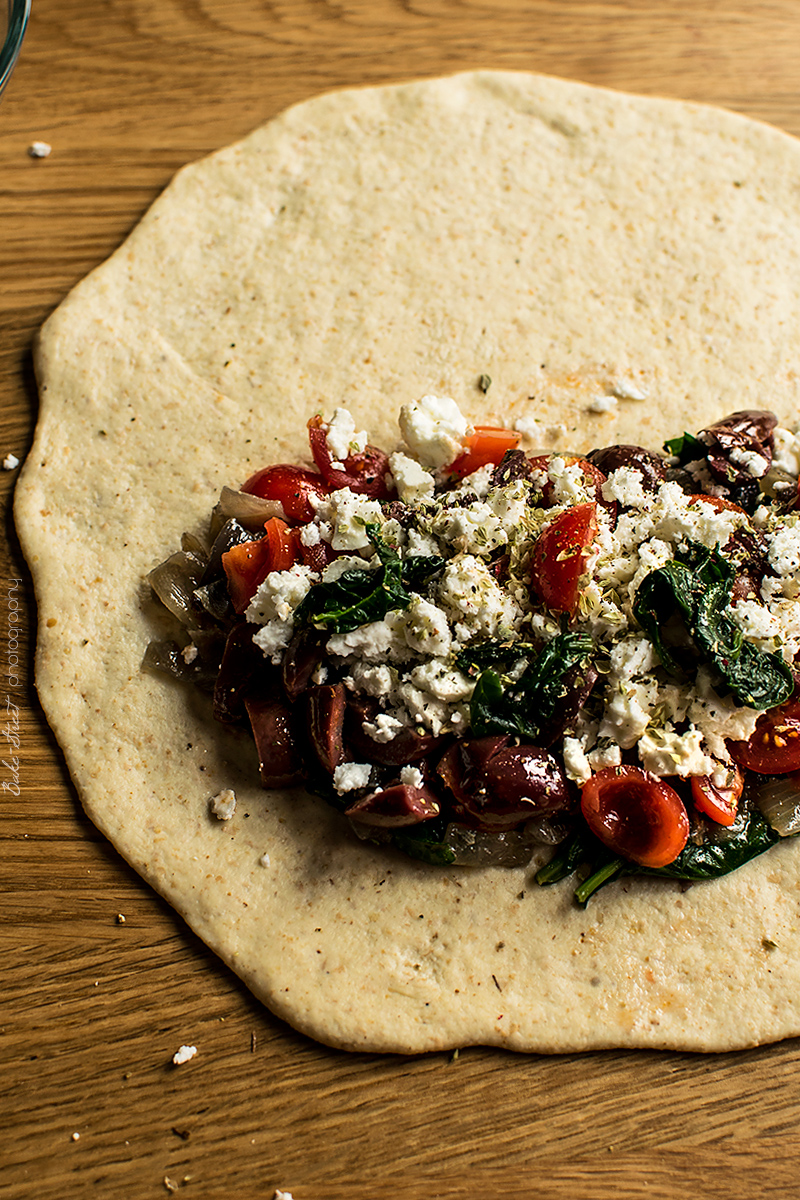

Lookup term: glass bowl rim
[0,0,32,96]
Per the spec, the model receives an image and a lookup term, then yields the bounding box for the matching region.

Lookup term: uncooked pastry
[16,71,800,1052]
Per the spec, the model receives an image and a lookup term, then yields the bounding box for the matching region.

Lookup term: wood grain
[4,3,800,1197]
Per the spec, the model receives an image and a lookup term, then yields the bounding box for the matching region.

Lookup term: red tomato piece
[222,518,299,614]
[581,766,690,868]
[687,494,747,515]
[529,501,598,615]
[307,415,393,499]
[690,765,744,827]
[447,426,521,479]
[728,699,800,774]
[241,463,329,524]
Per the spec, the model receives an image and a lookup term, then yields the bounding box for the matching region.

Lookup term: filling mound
[146,397,800,903]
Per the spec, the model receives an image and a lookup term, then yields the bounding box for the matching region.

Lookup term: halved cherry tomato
[241,463,329,524]
[307,415,393,499]
[222,517,299,614]
[447,426,521,479]
[581,766,690,868]
[687,494,747,515]
[690,764,744,826]
[529,501,598,615]
[728,699,800,774]
[528,454,615,518]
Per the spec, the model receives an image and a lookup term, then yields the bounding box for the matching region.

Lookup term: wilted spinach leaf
[293,522,444,635]
[536,804,784,906]
[468,631,594,741]
[633,544,793,709]
[663,430,707,465]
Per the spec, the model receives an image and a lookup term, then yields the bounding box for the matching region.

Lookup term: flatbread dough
[16,71,800,1053]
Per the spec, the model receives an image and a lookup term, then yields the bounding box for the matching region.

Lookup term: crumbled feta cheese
[400,766,424,789]
[248,563,317,662]
[611,377,648,401]
[402,596,453,657]
[172,1045,197,1065]
[399,394,472,468]
[602,467,649,510]
[210,788,236,820]
[638,726,717,778]
[729,445,770,478]
[300,521,321,547]
[600,680,658,748]
[2,453,19,470]
[247,563,317,624]
[407,659,473,703]
[325,408,368,461]
[333,762,372,793]
[389,451,436,502]
[327,611,411,662]
[546,458,597,506]
[587,742,622,771]
[587,395,618,414]
[562,736,592,784]
[28,141,52,158]
[319,488,384,552]
[436,555,522,641]
[768,518,800,578]
[362,712,407,742]
[772,427,800,475]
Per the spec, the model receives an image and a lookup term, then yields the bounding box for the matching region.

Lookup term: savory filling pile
[146,397,800,903]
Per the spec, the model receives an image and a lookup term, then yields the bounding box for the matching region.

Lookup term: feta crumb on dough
[611,377,648,401]
[172,1045,197,1065]
[210,788,236,820]
[587,395,618,414]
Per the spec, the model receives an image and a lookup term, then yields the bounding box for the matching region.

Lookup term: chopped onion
[755,774,800,836]
[147,550,206,629]
[443,823,540,868]
[211,487,285,535]
[180,531,208,561]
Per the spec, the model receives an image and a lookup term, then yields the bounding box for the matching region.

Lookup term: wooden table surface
[4,3,800,1197]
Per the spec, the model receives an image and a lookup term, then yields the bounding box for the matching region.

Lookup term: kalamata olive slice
[586,444,667,493]
[490,449,534,487]
[305,683,347,774]
[213,622,266,724]
[345,784,442,828]
[244,696,303,787]
[438,737,571,831]
[282,627,326,703]
[700,410,777,512]
[346,695,449,765]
